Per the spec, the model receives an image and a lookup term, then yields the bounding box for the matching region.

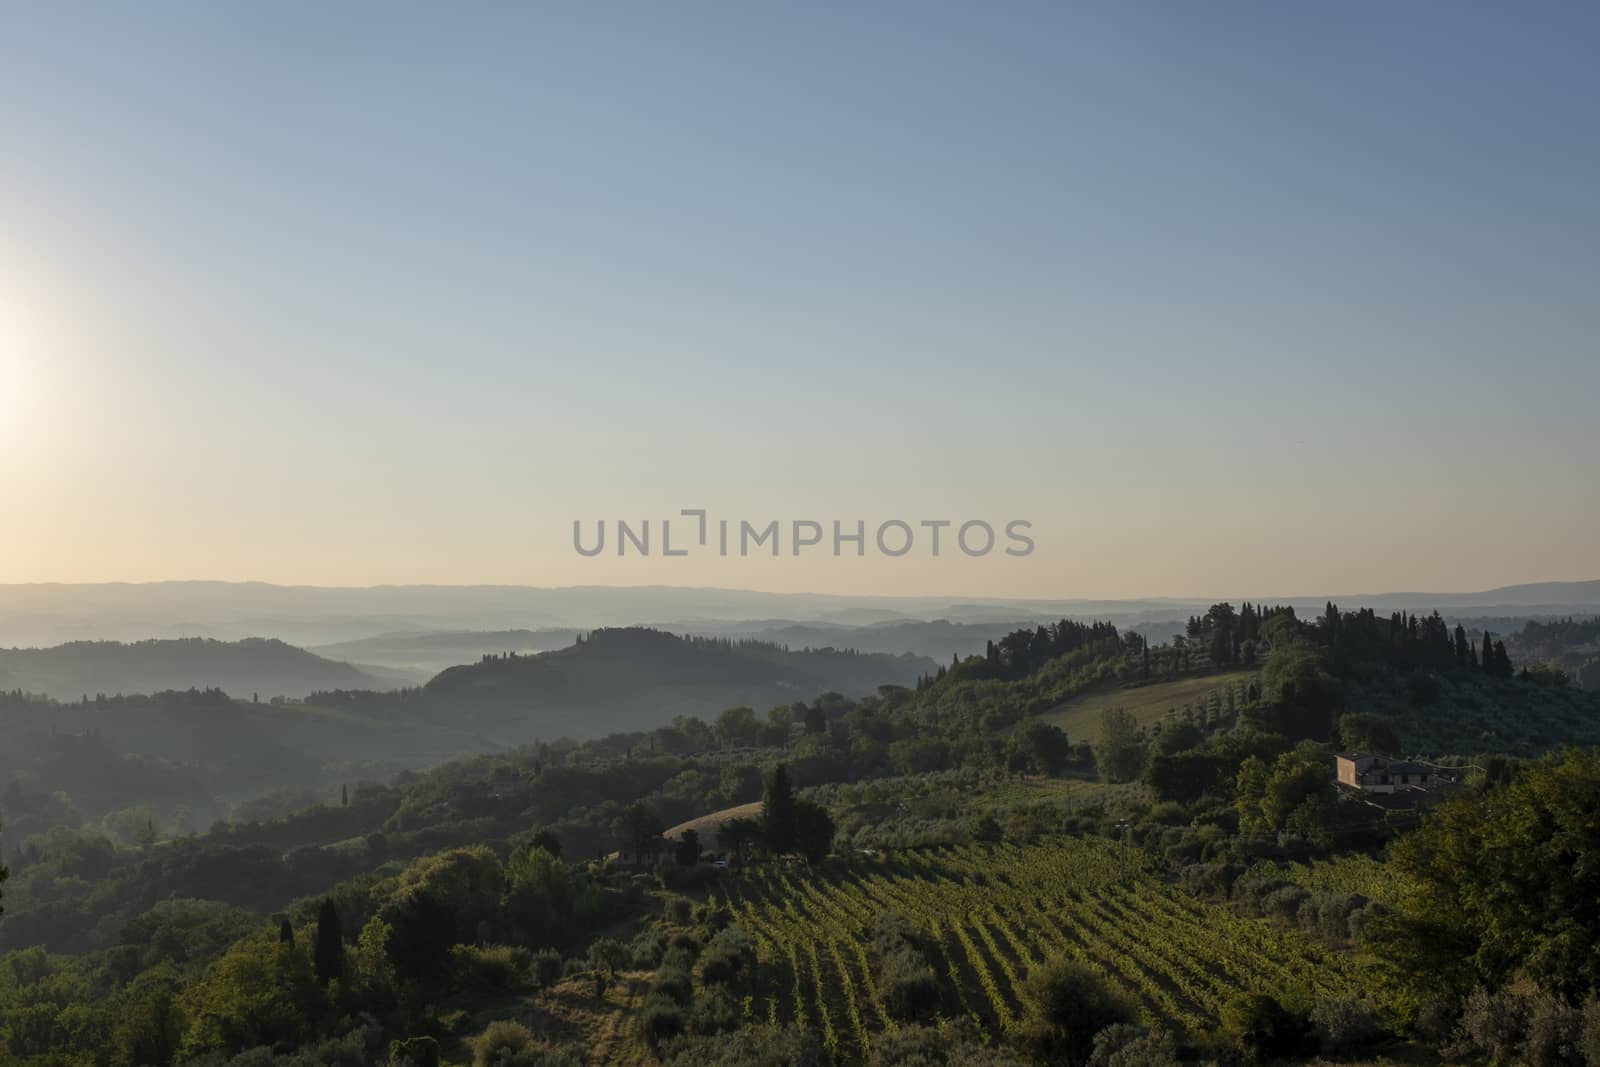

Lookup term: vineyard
[714,839,1360,1062]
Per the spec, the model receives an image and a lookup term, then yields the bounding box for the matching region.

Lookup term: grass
[1042,670,1254,741]
[662,800,763,843]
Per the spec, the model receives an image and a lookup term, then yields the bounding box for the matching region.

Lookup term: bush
[687,986,741,1036]
[651,967,693,1006]
[470,1020,535,1067]
[878,947,939,1022]
[1452,986,1529,1063]
[668,931,703,959]
[639,994,687,1050]
[451,944,532,992]
[1087,1024,1180,1067]
[1016,958,1136,1065]
[701,927,756,987]
[388,1037,439,1067]
[1220,992,1312,1062]
[529,949,563,989]
[630,931,667,969]
[864,1021,1028,1065]
[661,1025,825,1066]
[1524,993,1582,1067]
[660,946,699,975]
[1581,997,1600,1067]
[665,898,694,925]
[1310,996,1380,1053]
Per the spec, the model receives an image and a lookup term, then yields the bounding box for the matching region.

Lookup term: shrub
[388,1037,439,1067]
[1220,992,1312,1062]
[665,898,694,925]
[1581,997,1600,1067]
[878,947,939,1022]
[1016,958,1136,1065]
[660,946,699,975]
[587,937,627,977]
[661,1025,825,1066]
[701,927,756,987]
[639,994,687,1050]
[864,1020,1027,1065]
[451,944,531,992]
[1523,992,1582,1067]
[1452,986,1530,1063]
[668,931,703,959]
[629,931,666,969]
[1310,996,1380,1053]
[529,949,563,989]
[1087,1024,1180,1067]
[651,967,693,1006]
[687,986,741,1036]
[470,1020,535,1067]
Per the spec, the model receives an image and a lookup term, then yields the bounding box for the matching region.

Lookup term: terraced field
[716,839,1358,1062]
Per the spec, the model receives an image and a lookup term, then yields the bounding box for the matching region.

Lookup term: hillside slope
[418,627,936,739]
[0,637,390,701]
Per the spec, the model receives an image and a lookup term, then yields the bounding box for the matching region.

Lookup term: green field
[714,838,1358,1063]
[1042,670,1255,741]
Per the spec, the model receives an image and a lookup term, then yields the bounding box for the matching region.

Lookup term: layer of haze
[2,4,1597,599]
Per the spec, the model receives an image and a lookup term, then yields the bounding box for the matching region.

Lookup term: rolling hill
[415,626,937,740]
[0,637,391,701]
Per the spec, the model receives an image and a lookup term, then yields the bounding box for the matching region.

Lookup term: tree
[1221,993,1312,1062]
[676,828,703,867]
[615,802,666,859]
[530,828,562,859]
[588,936,627,978]
[762,764,799,854]
[278,918,295,945]
[506,844,574,949]
[1492,640,1513,678]
[1010,719,1070,776]
[1337,711,1400,755]
[1372,748,1600,997]
[804,704,827,735]
[313,898,343,986]
[717,816,762,865]
[1094,709,1145,783]
[1235,745,1348,844]
[177,930,326,1057]
[1144,750,1230,804]
[1017,957,1136,1065]
[793,801,835,864]
[714,706,761,748]
[0,818,7,919]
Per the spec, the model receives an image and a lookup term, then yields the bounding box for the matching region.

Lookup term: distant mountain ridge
[4,579,1597,648]
[0,637,389,701]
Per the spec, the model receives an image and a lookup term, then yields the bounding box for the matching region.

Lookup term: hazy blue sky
[3,3,1596,597]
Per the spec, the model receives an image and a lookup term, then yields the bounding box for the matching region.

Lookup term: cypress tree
[278,918,294,945]
[762,764,798,855]
[1482,631,1494,673]
[314,898,343,984]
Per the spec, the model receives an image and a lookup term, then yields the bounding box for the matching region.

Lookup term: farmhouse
[1334,752,1463,812]
[1334,752,1439,793]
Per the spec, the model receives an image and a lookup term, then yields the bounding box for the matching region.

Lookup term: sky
[1,3,1596,599]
